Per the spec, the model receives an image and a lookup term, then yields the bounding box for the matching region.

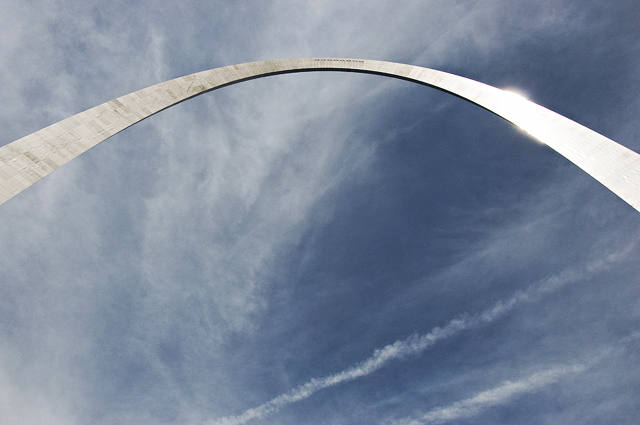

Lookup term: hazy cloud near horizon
[0,1,639,425]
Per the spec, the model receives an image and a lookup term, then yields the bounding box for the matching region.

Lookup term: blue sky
[0,1,639,424]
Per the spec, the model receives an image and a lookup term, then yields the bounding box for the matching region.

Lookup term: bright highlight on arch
[1,58,639,212]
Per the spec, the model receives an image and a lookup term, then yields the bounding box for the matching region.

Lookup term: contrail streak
[393,363,589,425]
[206,246,633,425]
[390,332,640,425]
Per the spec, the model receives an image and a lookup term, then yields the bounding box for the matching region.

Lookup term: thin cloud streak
[391,332,640,425]
[394,364,589,425]
[0,2,638,425]
[206,245,633,425]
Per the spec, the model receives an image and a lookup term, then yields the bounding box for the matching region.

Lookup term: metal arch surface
[1,58,639,212]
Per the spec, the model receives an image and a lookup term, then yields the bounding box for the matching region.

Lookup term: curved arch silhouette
[1,58,639,211]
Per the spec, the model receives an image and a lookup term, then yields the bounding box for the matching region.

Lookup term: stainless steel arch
[1,58,639,211]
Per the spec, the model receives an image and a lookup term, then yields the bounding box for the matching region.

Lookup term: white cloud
[394,363,588,425]
[205,242,632,425]
[390,333,640,425]
[0,1,637,425]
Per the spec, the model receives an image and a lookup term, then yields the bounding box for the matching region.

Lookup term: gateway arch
[1,58,639,212]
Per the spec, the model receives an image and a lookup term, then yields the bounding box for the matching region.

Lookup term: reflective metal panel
[1,58,639,212]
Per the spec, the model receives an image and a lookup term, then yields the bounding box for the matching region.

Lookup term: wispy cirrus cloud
[1,2,638,425]
[393,363,589,425]
[206,243,634,425]
[390,331,640,425]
